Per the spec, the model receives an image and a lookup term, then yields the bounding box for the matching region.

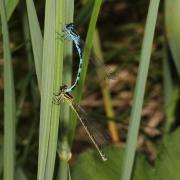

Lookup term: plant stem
[121,1,160,180]
[69,0,103,144]
[93,29,119,143]
[0,0,16,179]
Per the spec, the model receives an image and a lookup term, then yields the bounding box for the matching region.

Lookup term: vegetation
[0,0,179,180]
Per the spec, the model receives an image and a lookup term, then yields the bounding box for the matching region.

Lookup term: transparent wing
[72,99,110,144]
[69,98,109,161]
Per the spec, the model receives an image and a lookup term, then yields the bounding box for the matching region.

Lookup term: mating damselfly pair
[55,23,110,161]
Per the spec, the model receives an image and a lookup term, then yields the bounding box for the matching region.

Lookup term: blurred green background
[0,0,180,180]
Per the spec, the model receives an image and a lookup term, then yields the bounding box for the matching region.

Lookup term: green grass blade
[3,0,19,20]
[44,0,65,179]
[0,0,19,34]
[57,160,68,180]
[37,0,56,179]
[0,136,3,175]
[163,46,179,132]
[16,74,31,119]
[26,0,43,88]
[165,0,180,78]
[0,0,16,179]
[121,1,160,180]
[15,167,28,180]
[93,29,119,143]
[57,0,74,179]
[75,0,103,101]
[16,7,33,120]
[69,0,103,144]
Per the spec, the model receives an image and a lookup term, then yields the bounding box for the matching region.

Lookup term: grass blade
[3,0,19,20]
[57,0,74,179]
[26,0,43,88]
[0,136,3,175]
[69,0,103,144]
[93,29,119,143]
[165,0,180,78]
[37,0,56,179]
[16,6,33,120]
[75,0,103,100]
[163,45,179,132]
[0,0,19,34]
[0,0,16,179]
[121,1,160,180]
[44,0,65,179]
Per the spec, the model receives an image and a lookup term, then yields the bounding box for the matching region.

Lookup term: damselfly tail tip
[101,154,107,161]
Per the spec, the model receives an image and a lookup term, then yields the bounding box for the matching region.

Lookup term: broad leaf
[71,146,156,180]
[155,128,180,180]
[165,0,180,77]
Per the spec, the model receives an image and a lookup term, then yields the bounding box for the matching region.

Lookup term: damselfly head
[60,84,68,92]
[65,23,74,31]
[60,85,73,99]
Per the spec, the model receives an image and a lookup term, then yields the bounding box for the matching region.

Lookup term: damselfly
[53,85,108,161]
[58,23,83,94]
